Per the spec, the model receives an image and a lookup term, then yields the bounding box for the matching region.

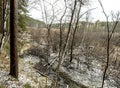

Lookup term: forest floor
[0,54,51,88]
[0,32,52,88]
[0,31,119,88]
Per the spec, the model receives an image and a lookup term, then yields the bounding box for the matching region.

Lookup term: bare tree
[70,1,82,62]
[98,0,119,87]
[38,0,56,87]
[61,0,78,64]
[10,0,18,79]
[55,5,67,88]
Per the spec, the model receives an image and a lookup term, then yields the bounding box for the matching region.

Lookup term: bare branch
[79,7,97,18]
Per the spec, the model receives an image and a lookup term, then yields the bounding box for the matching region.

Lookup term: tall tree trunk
[10,0,18,79]
[70,3,81,62]
[0,0,2,32]
[61,0,77,64]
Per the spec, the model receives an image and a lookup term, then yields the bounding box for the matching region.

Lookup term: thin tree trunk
[70,3,82,62]
[61,0,77,63]
[0,0,7,52]
[98,0,119,87]
[10,0,18,79]
[55,7,67,88]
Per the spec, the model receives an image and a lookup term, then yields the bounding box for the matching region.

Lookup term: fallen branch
[34,67,47,77]
[43,56,58,69]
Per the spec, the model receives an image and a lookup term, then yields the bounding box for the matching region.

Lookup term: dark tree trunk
[0,0,3,33]
[10,0,18,79]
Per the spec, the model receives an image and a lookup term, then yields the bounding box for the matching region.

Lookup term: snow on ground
[19,55,52,88]
[0,32,52,88]
[0,54,51,88]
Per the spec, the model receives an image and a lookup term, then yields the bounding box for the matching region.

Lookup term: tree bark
[10,0,18,79]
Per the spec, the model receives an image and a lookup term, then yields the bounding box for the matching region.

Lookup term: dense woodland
[0,0,120,88]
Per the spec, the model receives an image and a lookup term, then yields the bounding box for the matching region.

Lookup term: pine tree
[18,0,28,31]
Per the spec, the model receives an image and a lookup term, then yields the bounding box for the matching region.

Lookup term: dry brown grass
[0,52,10,71]
[28,27,120,59]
